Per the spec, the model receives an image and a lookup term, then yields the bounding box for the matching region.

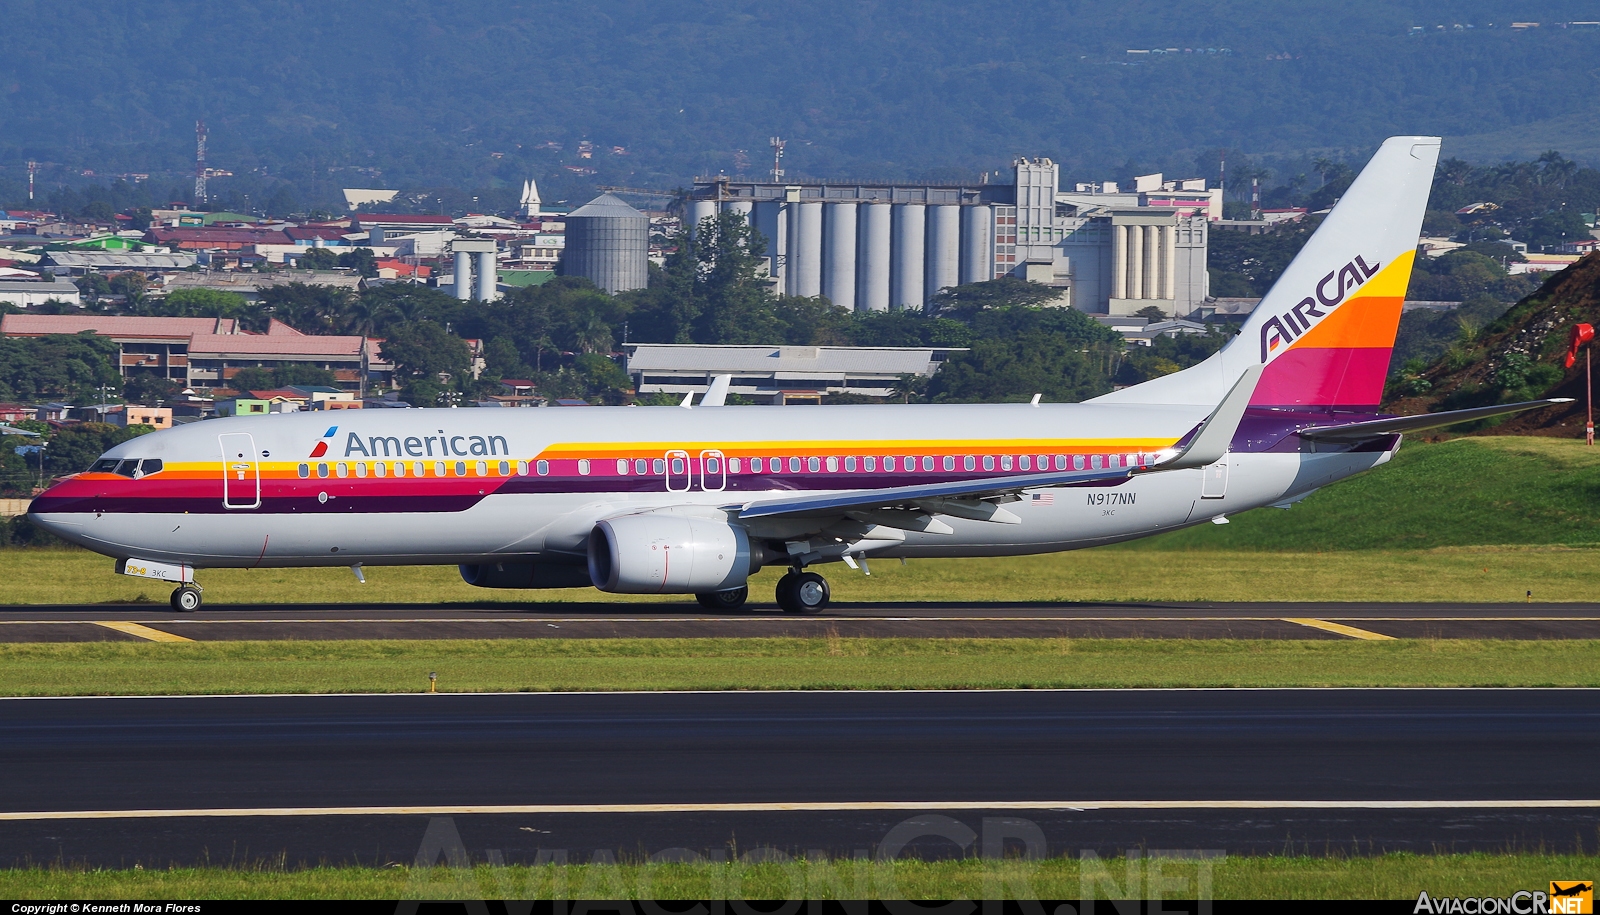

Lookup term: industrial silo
[560,193,648,294]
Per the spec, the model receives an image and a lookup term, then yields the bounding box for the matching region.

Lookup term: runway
[0,689,1595,866]
[3,601,1600,641]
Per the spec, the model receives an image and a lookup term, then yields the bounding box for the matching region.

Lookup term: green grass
[2,853,1596,899]
[2,638,1597,695]
[2,543,1594,604]
[1124,436,1600,552]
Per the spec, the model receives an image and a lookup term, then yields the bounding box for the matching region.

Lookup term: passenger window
[844,456,856,472]
[518,461,529,476]
[1071,455,1084,471]
[806,456,820,472]
[374,462,387,478]
[297,463,310,479]
[825,456,838,472]
[412,461,424,477]
[750,458,763,473]
[336,462,349,478]
[634,458,648,475]
[317,463,330,478]
[499,461,511,476]
[706,457,720,474]
[999,455,1011,471]
[983,455,996,471]
[616,459,629,475]
[355,463,368,478]
[1058,455,1070,471]
[651,458,664,474]
[578,459,591,476]
[959,456,972,471]
[455,461,468,477]
[1019,455,1031,471]
[668,458,683,474]
[729,457,742,473]
[536,460,550,475]
[883,456,895,472]
[394,461,407,477]
[921,456,934,471]
[788,457,801,473]
[434,461,446,477]
[476,461,488,476]
[864,456,876,472]
[1091,455,1103,470]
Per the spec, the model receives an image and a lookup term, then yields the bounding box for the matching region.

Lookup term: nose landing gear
[170,584,203,612]
[776,570,829,614]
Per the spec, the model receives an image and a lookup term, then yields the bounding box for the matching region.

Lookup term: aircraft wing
[736,362,1267,523]
[734,463,1135,521]
[1299,398,1573,442]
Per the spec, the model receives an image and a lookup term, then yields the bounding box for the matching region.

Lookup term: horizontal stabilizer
[1299,398,1573,441]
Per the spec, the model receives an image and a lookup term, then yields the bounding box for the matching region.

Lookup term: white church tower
[520,179,543,219]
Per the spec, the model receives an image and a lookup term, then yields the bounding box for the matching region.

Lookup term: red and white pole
[1588,347,1594,446]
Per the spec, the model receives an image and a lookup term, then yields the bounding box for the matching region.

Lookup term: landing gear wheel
[695,586,749,611]
[777,571,829,615]
[170,585,202,612]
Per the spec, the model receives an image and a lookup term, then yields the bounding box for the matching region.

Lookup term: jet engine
[459,561,593,589]
[588,513,755,593]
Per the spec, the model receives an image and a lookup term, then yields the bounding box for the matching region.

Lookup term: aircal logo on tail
[308,426,338,458]
[1259,254,1381,360]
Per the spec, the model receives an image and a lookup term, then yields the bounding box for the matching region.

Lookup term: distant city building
[561,193,648,294]
[624,343,965,405]
[0,275,82,307]
[689,159,1217,318]
[0,314,391,392]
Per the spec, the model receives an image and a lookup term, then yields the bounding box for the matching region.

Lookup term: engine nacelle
[588,513,753,593]
[459,561,593,589]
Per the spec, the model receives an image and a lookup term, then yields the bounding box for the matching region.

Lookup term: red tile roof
[188,334,367,357]
[1,314,241,338]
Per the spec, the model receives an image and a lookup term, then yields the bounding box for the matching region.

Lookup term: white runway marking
[2,799,1598,820]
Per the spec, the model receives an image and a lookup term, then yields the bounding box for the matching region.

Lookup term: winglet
[1148,363,1264,471]
[700,374,732,407]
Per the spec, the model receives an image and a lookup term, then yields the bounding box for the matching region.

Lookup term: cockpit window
[93,458,162,477]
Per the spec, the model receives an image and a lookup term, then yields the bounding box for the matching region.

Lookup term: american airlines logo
[1258,254,1381,361]
[308,425,338,458]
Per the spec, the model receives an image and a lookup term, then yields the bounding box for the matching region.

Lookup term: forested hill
[4,1,1600,214]
[1387,253,1600,437]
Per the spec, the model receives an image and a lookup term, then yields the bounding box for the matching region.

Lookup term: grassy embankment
[3,436,1599,606]
[1,853,1595,899]
[2,638,1597,695]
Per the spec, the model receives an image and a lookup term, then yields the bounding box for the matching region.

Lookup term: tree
[152,287,251,320]
[927,277,1061,319]
[380,321,471,384]
[926,306,1122,403]
[1133,304,1169,322]
[108,272,149,309]
[337,247,378,278]
[122,374,181,403]
[297,247,340,270]
[227,367,277,393]
[42,422,154,476]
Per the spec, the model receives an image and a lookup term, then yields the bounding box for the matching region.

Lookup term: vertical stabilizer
[1095,136,1440,409]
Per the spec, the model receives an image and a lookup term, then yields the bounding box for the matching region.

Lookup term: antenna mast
[194,120,208,204]
[769,137,785,183]
[26,161,36,201]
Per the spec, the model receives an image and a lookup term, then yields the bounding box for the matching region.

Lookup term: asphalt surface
[0,689,1596,866]
[4,601,1600,641]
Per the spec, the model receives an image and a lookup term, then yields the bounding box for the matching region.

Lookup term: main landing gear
[776,570,830,615]
[170,584,202,612]
[695,586,749,611]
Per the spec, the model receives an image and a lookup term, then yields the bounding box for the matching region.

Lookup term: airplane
[28,136,1568,613]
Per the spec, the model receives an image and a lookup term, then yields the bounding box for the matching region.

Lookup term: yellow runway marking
[0,799,1595,820]
[1284,618,1396,640]
[2,616,1594,625]
[92,621,193,643]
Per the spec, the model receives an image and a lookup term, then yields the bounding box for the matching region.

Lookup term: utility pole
[194,120,208,204]
[26,161,37,202]
[769,137,785,183]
